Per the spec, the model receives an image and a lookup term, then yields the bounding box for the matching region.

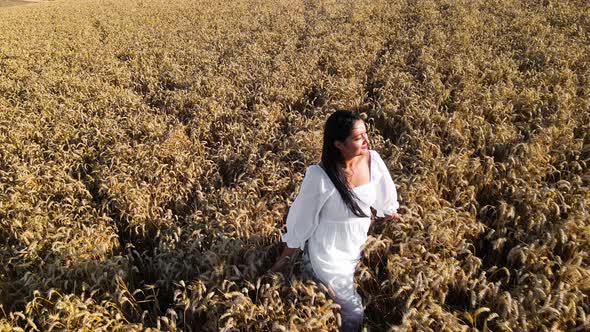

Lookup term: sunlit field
[1,0,589,330]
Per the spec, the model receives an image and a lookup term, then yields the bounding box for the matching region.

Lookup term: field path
[0,0,43,8]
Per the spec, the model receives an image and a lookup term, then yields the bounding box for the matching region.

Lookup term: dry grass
[0,0,589,330]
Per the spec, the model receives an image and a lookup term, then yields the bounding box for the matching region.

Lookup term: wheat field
[0,0,589,330]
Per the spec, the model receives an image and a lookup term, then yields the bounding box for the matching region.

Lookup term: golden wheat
[0,0,588,330]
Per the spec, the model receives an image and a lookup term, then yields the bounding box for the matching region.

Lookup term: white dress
[281,150,399,331]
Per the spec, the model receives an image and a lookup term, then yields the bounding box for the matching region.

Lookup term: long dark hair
[321,110,368,218]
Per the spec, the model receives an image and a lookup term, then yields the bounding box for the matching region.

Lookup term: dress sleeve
[281,165,334,250]
[372,151,400,218]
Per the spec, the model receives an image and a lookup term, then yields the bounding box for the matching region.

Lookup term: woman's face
[335,120,370,159]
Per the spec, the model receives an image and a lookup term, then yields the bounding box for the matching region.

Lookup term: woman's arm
[372,151,401,218]
[270,166,333,273]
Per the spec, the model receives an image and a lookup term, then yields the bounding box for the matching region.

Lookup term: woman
[270,110,401,331]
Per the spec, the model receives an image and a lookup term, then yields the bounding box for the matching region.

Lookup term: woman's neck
[341,154,365,170]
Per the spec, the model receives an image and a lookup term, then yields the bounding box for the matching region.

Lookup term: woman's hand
[269,246,301,273]
[382,213,402,222]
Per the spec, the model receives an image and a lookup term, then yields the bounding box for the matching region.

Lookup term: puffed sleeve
[281,165,334,250]
[371,150,400,217]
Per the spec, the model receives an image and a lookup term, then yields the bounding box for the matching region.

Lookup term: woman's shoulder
[369,149,381,158]
[369,149,384,165]
[369,149,390,177]
[302,163,334,193]
[306,163,326,177]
